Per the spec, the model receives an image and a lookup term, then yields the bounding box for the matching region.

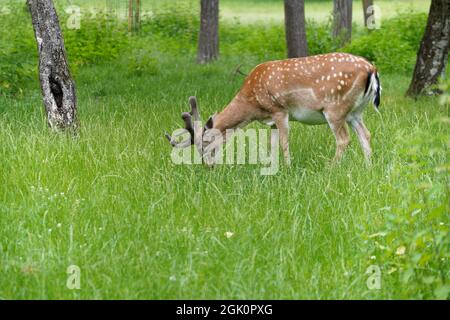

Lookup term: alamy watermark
[169,125,280,176]
[66,264,81,290]
[365,5,382,30]
[366,265,381,290]
[0,3,383,30]
[65,6,81,30]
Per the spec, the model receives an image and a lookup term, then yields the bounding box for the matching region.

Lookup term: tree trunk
[197,0,219,64]
[135,0,140,32]
[128,0,140,34]
[128,0,133,33]
[284,0,308,58]
[362,0,374,28]
[406,0,450,97]
[333,0,352,46]
[27,0,77,131]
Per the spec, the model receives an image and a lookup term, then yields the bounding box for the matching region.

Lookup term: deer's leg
[273,112,291,166]
[324,112,350,163]
[348,117,372,164]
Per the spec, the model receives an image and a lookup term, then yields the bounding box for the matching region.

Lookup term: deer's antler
[165,96,202,148]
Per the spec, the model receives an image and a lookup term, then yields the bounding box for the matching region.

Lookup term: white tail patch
[365,72,381,112]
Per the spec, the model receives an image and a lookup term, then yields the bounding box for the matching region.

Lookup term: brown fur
[211,52,378,164]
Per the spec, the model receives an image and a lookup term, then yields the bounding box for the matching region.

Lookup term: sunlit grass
[0,49,448,298]
[0,0,446,300]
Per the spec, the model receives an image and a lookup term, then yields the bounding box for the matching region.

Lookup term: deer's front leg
[273,112,291,166]
[324,112,350,163]
[348,117,372,165]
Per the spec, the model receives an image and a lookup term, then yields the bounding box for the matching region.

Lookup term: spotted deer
[166,52,381,166]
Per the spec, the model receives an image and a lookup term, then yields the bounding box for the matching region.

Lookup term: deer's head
[165,96,219,163]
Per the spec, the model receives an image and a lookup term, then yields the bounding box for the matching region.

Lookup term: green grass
[0,0,448,300]
[0,52,448,299]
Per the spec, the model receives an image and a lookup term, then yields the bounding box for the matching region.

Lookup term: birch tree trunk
[284,0,308,58]
[333,0,352,46]
[197,0,219,64]
[28,0,78,130]
[406,0,450,97]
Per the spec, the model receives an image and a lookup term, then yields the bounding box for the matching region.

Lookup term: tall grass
[0,55,448,299]
[0,1,448,299]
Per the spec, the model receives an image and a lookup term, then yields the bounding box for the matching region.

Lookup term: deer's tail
[365,70,381,110]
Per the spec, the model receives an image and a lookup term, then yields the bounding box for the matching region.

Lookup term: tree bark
[135,0,140,32]
[333,0,352,46]
[362,0,374,28]
[406,0,450,97]
[128,0,140,34]
[197,0,219,64]
[284,0,308,58]
[28,0,78,131]
[128,0,133,33]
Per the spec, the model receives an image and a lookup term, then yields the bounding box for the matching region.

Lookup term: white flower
[57,223,62,228]
[169,275,176,281]
[388,267,397,274]
[396,246,406,255]
[225,231,234,238]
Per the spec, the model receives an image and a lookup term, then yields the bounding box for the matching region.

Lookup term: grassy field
[1,59,448,299]
[0,0,448,299]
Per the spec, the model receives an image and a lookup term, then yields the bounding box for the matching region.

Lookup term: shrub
[0,3,434,96]
[439,77,450,106]
[125,47,159,77]
[366,120,449,299]
[62,12,130,69]
[306,17,341,55]
[0,4,36,96]
[0,5,130,96]
[342,13,428,74]
[220,18,339,61]
[221,22,285,60]
[144,3,198,41]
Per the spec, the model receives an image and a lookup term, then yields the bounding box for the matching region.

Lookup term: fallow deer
[166,52,381,166]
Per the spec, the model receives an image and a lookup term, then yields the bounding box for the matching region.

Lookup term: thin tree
[284,0,308,58]
[28,0,77,130]
[128,0,141,34]
[333,0,352,46]
[362,0,374,28]
[135,0,141,32]
[197,0,219,64]
[407,0,450,96]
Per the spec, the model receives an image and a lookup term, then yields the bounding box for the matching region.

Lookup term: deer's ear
[205,116,214,129]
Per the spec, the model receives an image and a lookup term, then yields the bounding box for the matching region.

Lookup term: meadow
[0,0,448,299]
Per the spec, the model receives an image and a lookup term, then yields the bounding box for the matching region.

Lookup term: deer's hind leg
[324,110,351,163]
[348,116,372,165]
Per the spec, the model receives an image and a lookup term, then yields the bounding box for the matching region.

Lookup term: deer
[165,52,381,166]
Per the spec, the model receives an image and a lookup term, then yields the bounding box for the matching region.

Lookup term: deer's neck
[213,95,258,133]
